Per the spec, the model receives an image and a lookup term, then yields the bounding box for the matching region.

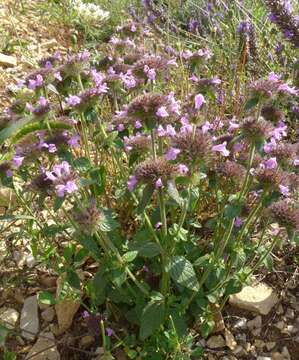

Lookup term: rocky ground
[0,1,299,359]
[0,0,71,109]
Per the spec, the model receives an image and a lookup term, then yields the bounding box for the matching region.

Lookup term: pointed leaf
[139,300,165,340]
[169,256,199,291]
[137,184,155,214]
[167,180,183,207]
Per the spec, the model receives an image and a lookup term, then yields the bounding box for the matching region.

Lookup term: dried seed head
[241,116,274,142]
[135,157,177,184]
[72,200,103,234]
[132,55,168,79]
[171,129,212,163]
[261,105,285,123]
[30,173,54,194]
[265,0,299,48]
[272,143,298,164]
[45,131,70,147]
[124,134,151,153]
[38,53,61,68]
[0,161,12,176]
[250,79,280,98]
[217,160,246,180]
[255,166,285,188]
[269,200,299,230]
[126,92,180,126]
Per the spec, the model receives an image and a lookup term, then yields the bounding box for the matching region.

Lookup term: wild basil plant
[0,18,298,358]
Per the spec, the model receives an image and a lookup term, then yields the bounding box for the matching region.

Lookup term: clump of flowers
[71,0,109,26]
[1,12,299,358]
[265,0,299,48]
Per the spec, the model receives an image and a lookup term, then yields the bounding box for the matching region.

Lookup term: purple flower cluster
[45,161,78,197]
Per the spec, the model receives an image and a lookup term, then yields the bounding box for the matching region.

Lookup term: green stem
[239,142,255,200]
[150,129,157,160]
[100,231,149,296]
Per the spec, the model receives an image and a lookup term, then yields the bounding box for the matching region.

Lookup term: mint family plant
[0,17,298,358]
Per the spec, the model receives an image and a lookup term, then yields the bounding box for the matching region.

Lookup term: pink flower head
[156,106,169,118]
[178,164,189,175]
[212,142,230,157]
[264,157,277,169]
[189,74,198,82]
[134,120,142,129]
[294,159,299,166]
[167,92,181,115]
[39,96,48,107]
[166,125,176,137]
[28,74,44,90]
[157,125,166,137]
[155,178,163,188]
[91,69,105,87]
[228,120,239,132]
[144,65,156,81]
[6,169,13,177]
[66,95,81,107]
[263,138,277,154]
[54,72,62,81]
[47,143,57,153]
[165,147,180,161]
[12,155,24,169]
[108,66,116,75]
[155,222,162,229]
[45,161,78,197]
[127,175,138,191]
[167,59,178,67]
[117,123,125,132]
[106,328,113,337]
[194,94,205,110]
[68,134,80,148]
[120,70,137,89]
[271,122,287,140]
[202,121,211,134]
[233,142,242,153]
[278,83,298,96]
[279,184,289,197]
[234,217,243,228]
[268,72,280,82]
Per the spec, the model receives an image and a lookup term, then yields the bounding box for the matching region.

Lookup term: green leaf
[191,347,204,357]
[245,97,259,110]
[12,121,71,143]
[4,351,17,360]
[167,180,183,207]
[225,278,243,296]
[224,204,241,220]
[137,183,155,214]
[194,254,210,267]
[75,233,101,260]
[139,300,165,340]
[111,268,127,287]
[129,240,161,258]
[89,166,106,195]
[99,209,119,232]
[0,325,10,347]
[0,116,32,145]
[0,215,35,221]
[169,256,199,291]
[53,196,64,211]
[200,319,215,338]
[73,157,91,172]
[38,291,57,305]
[122,251,138,262]
[66,270,81,290]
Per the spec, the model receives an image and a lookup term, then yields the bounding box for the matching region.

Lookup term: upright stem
[150,129,157,160]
